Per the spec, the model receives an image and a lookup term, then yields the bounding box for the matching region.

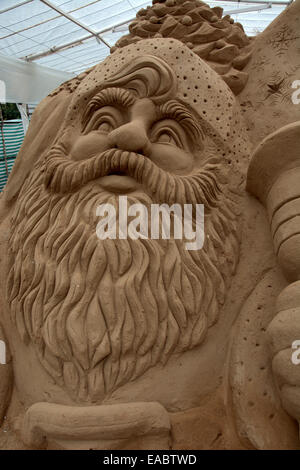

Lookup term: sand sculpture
[0,0,299,450]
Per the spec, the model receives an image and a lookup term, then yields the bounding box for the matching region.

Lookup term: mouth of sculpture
[110,170,128,176]
[97,171,140,193]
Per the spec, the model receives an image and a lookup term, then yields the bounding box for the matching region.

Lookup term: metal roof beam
[224,3,272,14]
[211,0,291,4]
[39,0,111,48]
[0,0,34,15]
[0,0,102,40]
[22,17,135,61]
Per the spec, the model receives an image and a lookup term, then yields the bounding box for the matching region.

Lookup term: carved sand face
[71,96,197,194]
[44,55,207,203]
[6,42,244,403]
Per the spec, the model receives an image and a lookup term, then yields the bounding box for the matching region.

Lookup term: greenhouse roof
[0,0,292,75]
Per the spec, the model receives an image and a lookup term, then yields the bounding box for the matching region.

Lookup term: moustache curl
[44,145,223,210]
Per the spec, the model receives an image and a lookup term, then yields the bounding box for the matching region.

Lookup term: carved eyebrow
[82,87,136,129]
[156,100,204,146]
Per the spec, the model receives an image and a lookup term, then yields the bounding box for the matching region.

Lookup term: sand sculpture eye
[83,106,124,134]
[96,119,114,134]
[150,119,188,150]
[156,132,176,145]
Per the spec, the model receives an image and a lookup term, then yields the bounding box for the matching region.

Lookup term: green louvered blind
[0,119,24,192]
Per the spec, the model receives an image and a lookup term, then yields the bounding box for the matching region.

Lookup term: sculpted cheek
[149,143,194,174]
[70,132,110,161]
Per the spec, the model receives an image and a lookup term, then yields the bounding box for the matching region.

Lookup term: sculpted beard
[7,144,240,402]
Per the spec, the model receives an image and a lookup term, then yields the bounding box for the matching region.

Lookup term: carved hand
[267,281,300,428]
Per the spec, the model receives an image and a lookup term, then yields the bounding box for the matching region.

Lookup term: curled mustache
[44,146,222,209]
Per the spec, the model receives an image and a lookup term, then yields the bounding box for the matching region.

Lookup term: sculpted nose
[108,122,151,155]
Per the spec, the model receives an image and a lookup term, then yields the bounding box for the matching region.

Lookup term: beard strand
[7,148,240,402]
